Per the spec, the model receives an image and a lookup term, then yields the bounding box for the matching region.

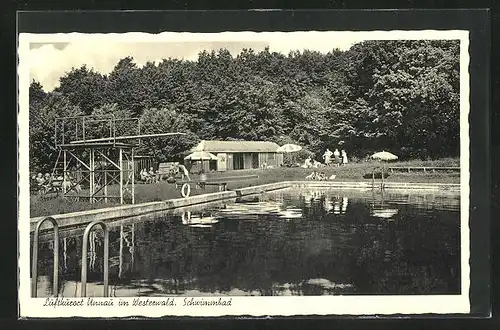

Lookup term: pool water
[32,188,461,297]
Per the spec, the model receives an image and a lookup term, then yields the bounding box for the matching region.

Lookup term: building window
[268,153,275,160]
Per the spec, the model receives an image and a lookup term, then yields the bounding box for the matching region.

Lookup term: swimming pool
[32,188,461,297]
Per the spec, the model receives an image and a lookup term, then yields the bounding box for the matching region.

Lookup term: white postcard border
[18,30,470,318]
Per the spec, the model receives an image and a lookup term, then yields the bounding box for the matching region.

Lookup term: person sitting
[197,169,207,189]
[305,171,317,180]
[313,160,323,168]
[149,167,160,183]
[140,169,149,183]
[304,157,312,168]
[317,172,327,181]
[63,173,81,193]
[42,173,53,188]
[35,173,45,185]
[51,174,62,187]
[31,174,38,193]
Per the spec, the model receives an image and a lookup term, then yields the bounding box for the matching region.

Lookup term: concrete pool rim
[29,180,461,231]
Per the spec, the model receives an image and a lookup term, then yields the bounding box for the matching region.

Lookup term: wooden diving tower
[52,114,185,205]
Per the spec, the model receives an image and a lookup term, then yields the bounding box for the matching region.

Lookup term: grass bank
[29,158,460,217]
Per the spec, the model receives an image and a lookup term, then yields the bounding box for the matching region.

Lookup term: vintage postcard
[18,29,470,317]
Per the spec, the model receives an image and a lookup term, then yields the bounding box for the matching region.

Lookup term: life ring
[181,183,191,198]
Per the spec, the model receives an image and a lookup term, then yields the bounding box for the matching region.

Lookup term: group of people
[302,158,323,169]
[305,171,336,181]
[139,167,159,184]
[260,161,274,170]
[300,149,349,169]
[31,172,63,187]
[31,172,76,195]
[323,148,348,166]
[139,164,192,184]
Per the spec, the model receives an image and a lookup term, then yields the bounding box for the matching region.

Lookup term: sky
[27,32,363,91]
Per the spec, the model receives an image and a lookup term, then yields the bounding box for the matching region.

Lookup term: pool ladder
[32,218,109,297]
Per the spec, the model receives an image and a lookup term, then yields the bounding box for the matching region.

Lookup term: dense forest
[29,40,460,172]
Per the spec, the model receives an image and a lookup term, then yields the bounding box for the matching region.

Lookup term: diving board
[70,132,187,144]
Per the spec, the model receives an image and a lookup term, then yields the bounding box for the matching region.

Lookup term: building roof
[191,140,280,153]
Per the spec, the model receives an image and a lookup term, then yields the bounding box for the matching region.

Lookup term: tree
[137,106,199,162]
[342,40,460,159]
[85,103,134,140]
[29,80,46,107]
[105,57,144,117]
[288,91,331,158]
[55,65,107,115]
[29,92,83,172]
[30,40,460,170]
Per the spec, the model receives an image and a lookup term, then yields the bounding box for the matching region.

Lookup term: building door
[209,160,217,172]
[233,153,244,170]
[252,154,259,168]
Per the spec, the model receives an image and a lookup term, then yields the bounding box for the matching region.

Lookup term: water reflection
[182,211,220,228]
[371,190,399,220]
[32,188,461,297]
[117,224,136,279]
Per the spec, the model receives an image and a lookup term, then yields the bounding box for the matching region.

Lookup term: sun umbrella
[277,144,302,153]
[371,151,398,161]
[371,151,398,188]
[184,151,219,174]
[277,144,302,166]
[184,151,219,161]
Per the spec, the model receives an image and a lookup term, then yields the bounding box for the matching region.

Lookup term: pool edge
[30,180,460,231]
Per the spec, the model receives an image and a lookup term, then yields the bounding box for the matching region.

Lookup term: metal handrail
[371,167,385,190]
[81,221,109,297]
[32,217,59,298]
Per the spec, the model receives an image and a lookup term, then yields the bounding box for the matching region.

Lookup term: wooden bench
[174,174,259,194]
[198,182,228,191]
[175,181,228,192]
[387,166,460,174]
[158,162,182,181]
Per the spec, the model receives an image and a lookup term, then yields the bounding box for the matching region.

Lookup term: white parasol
[277,144,302,153]
[184,151,219,173]
[371,151,398,188]
[184,151,219,161]
[277,144,302,165]
[371,151,398,161]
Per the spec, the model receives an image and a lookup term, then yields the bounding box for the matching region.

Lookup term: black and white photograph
[18,25,471,317]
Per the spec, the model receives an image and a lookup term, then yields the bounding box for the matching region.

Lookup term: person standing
[200,169,207,182]
[323,149,333,165]
[179,164,191,181]
[334,149,341,166]
[341,150,348,165]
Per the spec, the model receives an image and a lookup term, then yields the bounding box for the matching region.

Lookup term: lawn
[29,158,460,218]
